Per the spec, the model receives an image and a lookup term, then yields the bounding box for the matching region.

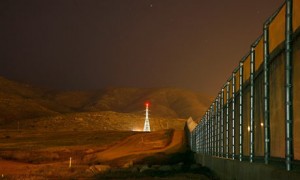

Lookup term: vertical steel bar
[194,129,197,152]
[211,106,214,156]
[239,62,244,162]
[203,122,204,153]
[204,114,206,154]
[208,107,211,155]
[221,89,224,157]
[209,104,214,155]
[198,125,200,153]
[215,101,218,156]
[204,120,206,154]
[190,131,192,149]
[250,46,255,163]
[191,130,193,151]
[202,121,204,154]
[195,126,198,152]
[285,0,293,171]
[199,122,201,153]
[192,130,194,151]
[203,121,205,154]
[213,101,217,156]
[226,82,230,159]
[216,98,219,157]
[192,130,195,152]
[212,103,216,156]
[209,106,213,155]
[195,127,197,152]
[207,111,210,155]
[207,112,209,155]
[217,93,221,157]
[206,112,209,155]
[195,129,197,152]
[203,120,205,154]
[232,73,236,160]
[195,130,197,152]
[214,104,216,156]
[201,121,203,153]
[263,22,271,165]
[196,126,199,153]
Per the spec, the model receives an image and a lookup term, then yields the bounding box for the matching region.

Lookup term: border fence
[188,0,300,171]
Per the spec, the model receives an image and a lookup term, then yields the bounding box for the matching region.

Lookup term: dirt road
[0,129,187,178]
[84,130,186,165]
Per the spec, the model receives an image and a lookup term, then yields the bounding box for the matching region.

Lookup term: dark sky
[0,0,284,94]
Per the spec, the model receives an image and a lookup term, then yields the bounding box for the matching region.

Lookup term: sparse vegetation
[0,76,211,128]
[94,162,216,180]
[0,130,137,163]
[0,76,212,179]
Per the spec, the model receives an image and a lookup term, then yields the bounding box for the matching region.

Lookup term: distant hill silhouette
[0,76,211,129]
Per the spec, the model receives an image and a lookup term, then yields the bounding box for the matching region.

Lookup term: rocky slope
[0,76,211,129]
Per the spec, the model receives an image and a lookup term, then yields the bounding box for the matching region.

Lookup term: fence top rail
[264,1,286,27]
[241,52,250,63]
[251,34,263,48]
[233,66,239,74]
[222,80,230,89]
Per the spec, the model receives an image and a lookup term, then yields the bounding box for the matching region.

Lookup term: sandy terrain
[0,129,187,179]
[84,130,186,165]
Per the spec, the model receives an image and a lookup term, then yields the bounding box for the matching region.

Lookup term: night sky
[0,0,284,94]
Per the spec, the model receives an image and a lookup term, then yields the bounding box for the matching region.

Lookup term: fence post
[196,127,198,152]
[214,102,217,156]
[207,111,210,155]
[203,120,206,154]
[232,72,236,160]
[221,88,225,157]
[190,130,193,151]
[210,106,213,156]
[285,0,293,171]
[204,111,208,155]
[214,102,216,156]
[198,125,200,153]
[263,22,271,165]
[201,121,203,153]
[212,103,216,156]
[250,45,255,163]
[226,82,230,159]
[216,96,220,157]
[199,121,201,153]
[239,61,244,162]
[203,115,206,154]
[192,130,194,151]
[207,110,210,155]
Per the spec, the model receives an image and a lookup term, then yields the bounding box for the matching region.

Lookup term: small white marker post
[69,157,72,168]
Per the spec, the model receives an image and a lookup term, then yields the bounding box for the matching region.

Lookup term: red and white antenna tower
[143,102,151,132]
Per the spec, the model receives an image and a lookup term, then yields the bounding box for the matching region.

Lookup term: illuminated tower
[143,102,151,132]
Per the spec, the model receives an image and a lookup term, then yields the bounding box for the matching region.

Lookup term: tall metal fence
[188,0,300,171]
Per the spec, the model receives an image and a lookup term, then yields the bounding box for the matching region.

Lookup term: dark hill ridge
[0,76,211,127]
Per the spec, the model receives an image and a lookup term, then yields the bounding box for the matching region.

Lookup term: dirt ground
[0,129,208,179]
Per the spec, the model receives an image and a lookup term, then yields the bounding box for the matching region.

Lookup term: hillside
[0,76,211,129]
[0,76,211,179]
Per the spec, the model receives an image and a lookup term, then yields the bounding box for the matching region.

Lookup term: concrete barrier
[195,154,300,180]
